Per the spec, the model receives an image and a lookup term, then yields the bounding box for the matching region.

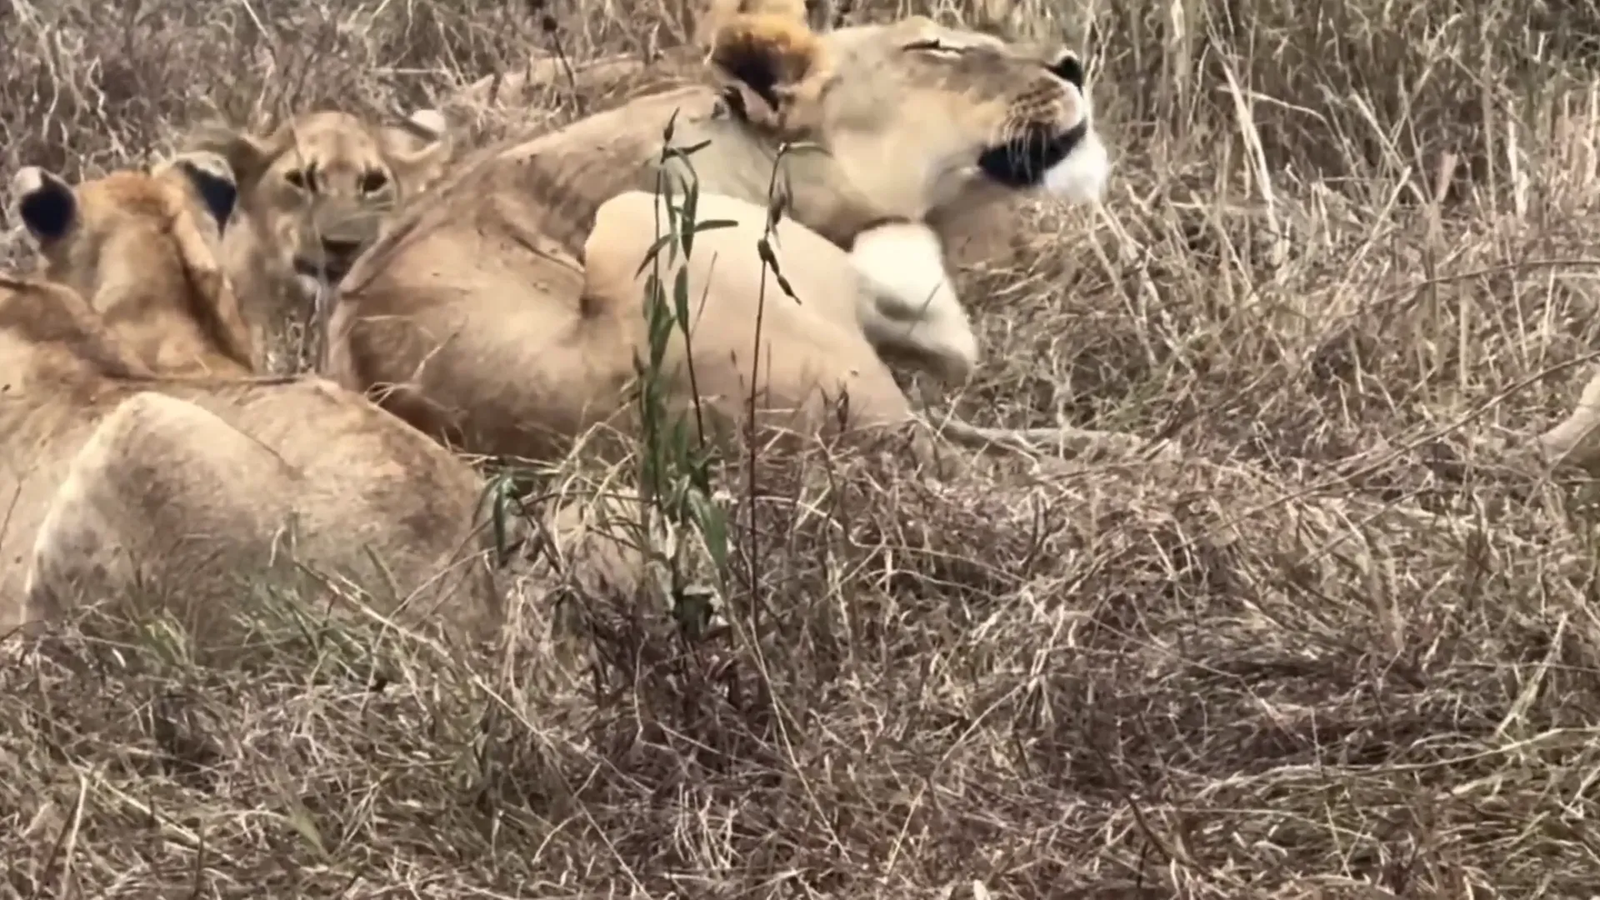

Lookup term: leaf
[672,266,692,336]
[680,183,700,257]
[688,490,730,572]
[635,231,680,278]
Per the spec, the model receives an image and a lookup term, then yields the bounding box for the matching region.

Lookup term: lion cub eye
[359,169,391,195]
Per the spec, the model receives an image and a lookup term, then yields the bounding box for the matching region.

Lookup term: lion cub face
[189,109,452,306]
[710,12,1110,222]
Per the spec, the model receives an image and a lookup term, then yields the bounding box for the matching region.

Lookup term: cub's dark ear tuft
[168,151,240,228]
[10,166,79,243]
[184,122,277,190]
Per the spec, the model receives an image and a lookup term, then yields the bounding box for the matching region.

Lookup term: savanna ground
[4,0,1600,896]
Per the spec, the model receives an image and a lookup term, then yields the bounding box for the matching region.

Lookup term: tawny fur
[0,156,503,649]
[1540,369,1600,474]
[184,109,454,373]
[328,6,1147,465]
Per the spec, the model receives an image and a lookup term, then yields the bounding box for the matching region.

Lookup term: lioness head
[681,2,1110,385]
[9,152,258,375]
[705,2,1110,224]
[186,109,452,340]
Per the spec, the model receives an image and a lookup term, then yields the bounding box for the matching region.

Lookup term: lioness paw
[849,221,959,320]
[850,221,980,385]
[928,319,979,385]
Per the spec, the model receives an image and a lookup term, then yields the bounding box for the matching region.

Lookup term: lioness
[186,108,453,373]
[322,1,1155,464]
[0,153,503,647]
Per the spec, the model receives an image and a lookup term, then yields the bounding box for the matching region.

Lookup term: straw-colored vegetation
[4,0,1600,896]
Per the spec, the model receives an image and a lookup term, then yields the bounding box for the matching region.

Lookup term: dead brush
[5,0,1600,897]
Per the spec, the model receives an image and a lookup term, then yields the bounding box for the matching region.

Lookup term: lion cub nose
[320,235,365,279]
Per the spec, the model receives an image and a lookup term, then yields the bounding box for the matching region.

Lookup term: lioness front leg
[846,223,1176,462]
[25,391,305,643]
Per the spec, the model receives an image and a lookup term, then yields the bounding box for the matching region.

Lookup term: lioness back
[29,376,503,643]
[0,277,153,618]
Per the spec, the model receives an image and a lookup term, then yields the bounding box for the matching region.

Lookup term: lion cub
[1,152,505,651]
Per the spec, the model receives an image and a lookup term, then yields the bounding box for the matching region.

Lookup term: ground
[3,0,1600,897]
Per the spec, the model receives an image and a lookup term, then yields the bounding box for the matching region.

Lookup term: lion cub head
[9,152,257,376]
[185,109,452,367]
[706,4,1110,224]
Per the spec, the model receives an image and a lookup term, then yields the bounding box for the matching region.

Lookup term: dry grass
[5,0,1600,896]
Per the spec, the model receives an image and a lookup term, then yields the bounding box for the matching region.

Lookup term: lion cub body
[0,156,502,647]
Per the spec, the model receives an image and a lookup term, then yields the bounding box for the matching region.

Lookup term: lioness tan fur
[1540,369,1600,474]
[0,154,504,648]
[326,2,1167,466]
[449,41,1029,274]
[184,108,453,373]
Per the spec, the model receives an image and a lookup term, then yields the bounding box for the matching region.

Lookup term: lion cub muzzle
[294,204,385,289]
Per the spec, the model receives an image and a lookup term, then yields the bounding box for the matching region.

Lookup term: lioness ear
[160,150,240,228]
[10,166,78,244]
[709,13,827,115]
[696,0,812,48]
[382,108,453,192]
[186,123,276,191]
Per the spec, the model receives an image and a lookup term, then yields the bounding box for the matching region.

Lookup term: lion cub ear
[158,150,240,229]
[9,166,79,244]
[380,108,454,193]
[708,13,829,124]
[185,123,278,192]
[695,0,811,47]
